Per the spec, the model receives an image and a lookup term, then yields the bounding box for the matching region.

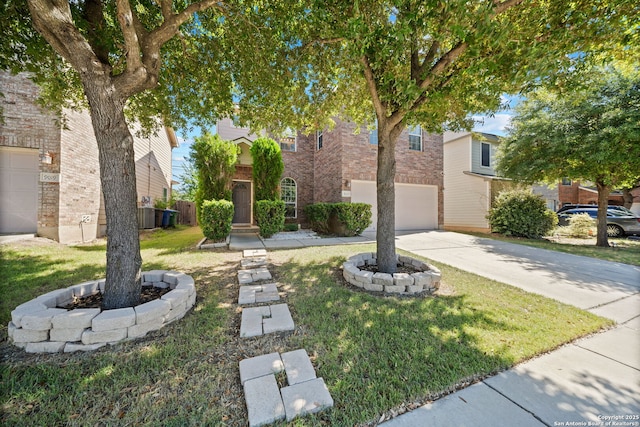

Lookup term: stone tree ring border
[342,253,441,295]
[8,270,196,354]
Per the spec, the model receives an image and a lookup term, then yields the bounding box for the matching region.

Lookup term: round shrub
[566,213,596,238]
[487,190,558,238]
[304,203,332,235]
[200,199,234,241]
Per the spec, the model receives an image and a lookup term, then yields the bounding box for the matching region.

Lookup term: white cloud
[472,113,512,136]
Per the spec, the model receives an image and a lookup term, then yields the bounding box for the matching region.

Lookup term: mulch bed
[60,286,171,310]
[359,263,422,274]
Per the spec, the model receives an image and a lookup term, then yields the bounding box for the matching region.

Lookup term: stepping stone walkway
[240,350,334,426]
[236,249,334,426]
[240,304,295,337]
[238,267,272,284]
[238,283,280,305]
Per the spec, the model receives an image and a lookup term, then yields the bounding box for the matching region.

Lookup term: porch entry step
[232,225,260,234]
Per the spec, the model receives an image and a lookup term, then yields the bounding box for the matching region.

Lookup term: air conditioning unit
[137,207,155,229]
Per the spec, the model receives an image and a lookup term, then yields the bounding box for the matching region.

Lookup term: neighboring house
[558,179,626,207]
[0,72,178,243]
[443,131,558,233]
[217,117,444,231]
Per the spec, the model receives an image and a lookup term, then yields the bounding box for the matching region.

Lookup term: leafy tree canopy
[259,0,639,272]
[497,64,640,189]
[496,63,640,246]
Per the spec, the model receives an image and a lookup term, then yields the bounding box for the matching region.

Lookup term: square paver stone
[241,257,267,268]
[282,349,317,385]
[244,374,285,427]
[251,268,272,281]
[239,352,284,385]
[243,249,267,258]
[255,283,280,303]
[280,377,334,421]
[239,285,262,305]
[238,271,254,284]
[240,306,271,338]
[263,304,294,334]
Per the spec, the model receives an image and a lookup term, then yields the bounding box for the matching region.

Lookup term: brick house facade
[557,180,625,207]
[0,72,177,243]
[218,117,444,231]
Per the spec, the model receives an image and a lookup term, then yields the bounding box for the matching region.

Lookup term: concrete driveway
[381,231,640,427]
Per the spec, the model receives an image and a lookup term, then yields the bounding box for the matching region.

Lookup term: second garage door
[0,147,39,234]
[351,180,438,231]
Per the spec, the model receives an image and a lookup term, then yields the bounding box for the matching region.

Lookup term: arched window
[280,177,297,218]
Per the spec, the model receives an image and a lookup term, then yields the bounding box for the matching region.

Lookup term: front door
[232,182,251,223]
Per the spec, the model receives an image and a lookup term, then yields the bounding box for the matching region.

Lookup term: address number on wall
[40,172,61,183]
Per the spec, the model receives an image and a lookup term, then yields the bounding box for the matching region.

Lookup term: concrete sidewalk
[381,231,640,427]
[228,231,374,251]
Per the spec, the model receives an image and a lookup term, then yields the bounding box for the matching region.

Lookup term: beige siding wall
[132,124,173,207]
[237,142,253,166]
[444,137,492,231]
[470,139,498,175]
[216,117,261,141]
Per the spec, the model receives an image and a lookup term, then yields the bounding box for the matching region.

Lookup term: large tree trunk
[83,76,142,309]
[595,182,610,248]
[375,122,404,274]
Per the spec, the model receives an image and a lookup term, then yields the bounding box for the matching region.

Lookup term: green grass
[1,227,612,426]
[468,232,640,266]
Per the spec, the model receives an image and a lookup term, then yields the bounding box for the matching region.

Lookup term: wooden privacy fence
[174,200,197,226]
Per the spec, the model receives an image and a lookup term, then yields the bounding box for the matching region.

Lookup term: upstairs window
[408,125,422,151]
[561,178,572,186]
[317,130,323,150]
[279,128,296,152]
[481,142,491,167]
[280,177,297,218]
[369,120,378,145]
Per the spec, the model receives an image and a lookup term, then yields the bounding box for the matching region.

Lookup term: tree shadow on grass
[274,256,521,425]
[0,253,245,427]
[0,248,106,325]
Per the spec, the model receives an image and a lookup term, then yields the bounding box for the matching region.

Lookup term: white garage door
[0,147,39,233]
[351,180,438,231]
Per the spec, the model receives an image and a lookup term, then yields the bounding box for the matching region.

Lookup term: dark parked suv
[556,204,634,215]
[557,207,640,237]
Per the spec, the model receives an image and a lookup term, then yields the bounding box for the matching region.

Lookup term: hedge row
[304,202,372,237]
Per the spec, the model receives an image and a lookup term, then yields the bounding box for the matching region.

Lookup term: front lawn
[0,227,611,426]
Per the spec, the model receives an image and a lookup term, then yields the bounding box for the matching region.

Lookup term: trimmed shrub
[304,203,333,235]
[566,213,596,238]
[305,202,372,236]
[191,133,239,222]
[251,137,284,201]
[487,190,558,238]
[200,199,234,241]
[332,203,372,236]
[255,200,286,238]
